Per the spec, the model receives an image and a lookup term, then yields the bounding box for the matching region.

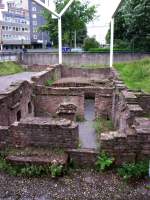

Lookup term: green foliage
[0,62,24,76]
[114,58,150,93]
[87,47,131,53]
[117,161,149,181]
[107,0,150,51]
[76,115,85,122]
[40,0,96,47]
[96,152,114,171]
[0,157,63,178]
[83,37,100,51]
[93,117,114,134]
[50,163,63,178]
[45,79,55,86]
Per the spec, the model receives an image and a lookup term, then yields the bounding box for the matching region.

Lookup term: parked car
[62,47,71,53]
[71,48,83,53]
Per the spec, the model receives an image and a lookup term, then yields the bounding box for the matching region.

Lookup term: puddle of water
[79,99,97,149]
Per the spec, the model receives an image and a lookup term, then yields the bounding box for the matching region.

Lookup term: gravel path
[0,72,46,93]
[79,99,97,149]
[0,170,149,200]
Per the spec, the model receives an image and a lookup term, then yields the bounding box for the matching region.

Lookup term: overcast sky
[88,0,121,44]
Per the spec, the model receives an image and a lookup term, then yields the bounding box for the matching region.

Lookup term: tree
[83,36,100,51]
[39,0,96,47]
[106,0,150,51]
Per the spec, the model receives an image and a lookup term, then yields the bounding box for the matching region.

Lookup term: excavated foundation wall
[0,65,150,166]
[10,117,79,149]
[31,65,61,86]
[34,86,85,118]
[100,78,150,164]
[61,66,113,79]
[0,81,34,127]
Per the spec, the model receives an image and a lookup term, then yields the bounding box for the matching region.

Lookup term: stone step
[6,154,68,166]
[5,147,69,166]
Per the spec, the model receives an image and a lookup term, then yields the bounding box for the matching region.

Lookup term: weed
[76,115,85,122]
[93,117,114,134]
[45,79,55,86]
[95,151,114,171]
[50,163,63,178]
[117,160,149,181]
[0,157,64,178]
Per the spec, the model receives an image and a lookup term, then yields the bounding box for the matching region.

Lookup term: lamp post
[33,0,75,64]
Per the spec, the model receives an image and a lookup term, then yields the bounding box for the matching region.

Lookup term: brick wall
[95,88,113,119]
[61,66,113,79]
[0,126,10,149]
[67,149,98,168]
[34,86,84,118]
[100,79,150,164]
[0,81,34,126]
[135,93,150,115]
[11,117,79,149]
[31,65,61,86]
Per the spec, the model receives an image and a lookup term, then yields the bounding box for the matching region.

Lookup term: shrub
[83,37,100,51]
[96,151,114,171]
[117,161,149,181]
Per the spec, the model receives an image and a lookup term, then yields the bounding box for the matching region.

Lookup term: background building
[28,0,50,49]
[0,0,51,50]
[0,0,31,50]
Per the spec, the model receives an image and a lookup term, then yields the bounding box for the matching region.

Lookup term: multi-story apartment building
[0,0,51,50]
[28,0,50,48]
[0,0,31,50]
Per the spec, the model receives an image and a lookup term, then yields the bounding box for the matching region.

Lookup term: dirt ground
[0,170,150,200]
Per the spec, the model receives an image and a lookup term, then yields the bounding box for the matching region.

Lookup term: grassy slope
[114,58,150,93]
[0,62,24,76]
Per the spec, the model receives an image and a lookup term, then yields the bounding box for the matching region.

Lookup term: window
[33,35,37,39]
[32,7,36,11]
[33,21,37,26]
[32,14,37,19]
[28,102,32,114]
[17,110,21,121]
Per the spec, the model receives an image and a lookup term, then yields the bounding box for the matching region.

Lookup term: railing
[0,51,21,62]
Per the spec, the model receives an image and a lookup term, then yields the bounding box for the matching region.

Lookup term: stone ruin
[0,64,150,167]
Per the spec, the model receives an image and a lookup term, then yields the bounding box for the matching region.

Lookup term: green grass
[114,58,150,93]
[63,63,109,69]
[80,64,109,69]
[0,62,24,76]
[93,117,114,135]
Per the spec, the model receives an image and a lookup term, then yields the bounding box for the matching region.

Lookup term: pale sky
[88,0,121,44]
